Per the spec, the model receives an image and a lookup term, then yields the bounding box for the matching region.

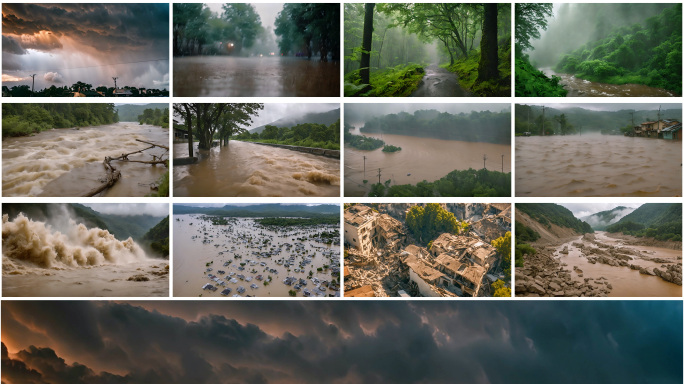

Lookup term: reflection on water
[173,215,340,297]
[173,141,340,197]
[516,134,681,197]
[540,67,676,97]
[2,123,168,197]
[173,56,340,97]
[344,127,511,196]
[555,233,681,297]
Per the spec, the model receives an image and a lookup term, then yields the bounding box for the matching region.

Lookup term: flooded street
[3,123,168,197]
[540,67,676,97]
[553,232,681,297]
[516,134,681,197]
[173,215,340,297]
[174,56,340,97]
[345,126,510,196]
[410,65,471,97]
[174,141,339,197]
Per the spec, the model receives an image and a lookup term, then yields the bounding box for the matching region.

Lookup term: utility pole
[112,77,119,97]
[377,168,381,184]
[483,154,488,170]
[541,105,546,136]
[29,74,36,96]
[363,155,366,179]
[501,154,504,173]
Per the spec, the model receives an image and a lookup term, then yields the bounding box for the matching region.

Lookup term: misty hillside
[174,204,339,218]
[516,203,593,234]
[606,203,681,241]
[249,108,340,134]
[581,206,635,230]
[515,104,681,135]
[116,104,169,122]
[142,216,169,258]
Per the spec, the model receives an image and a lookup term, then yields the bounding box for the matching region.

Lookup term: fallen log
[82,157,121,197]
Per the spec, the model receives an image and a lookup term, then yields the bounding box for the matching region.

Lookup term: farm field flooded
[3,122,168,197]
[174,215,341,297]
[516,134,682,197]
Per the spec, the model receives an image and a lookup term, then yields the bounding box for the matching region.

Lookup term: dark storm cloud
[2,301,681,384]
[2,35,26,54]
[2,3,168,54]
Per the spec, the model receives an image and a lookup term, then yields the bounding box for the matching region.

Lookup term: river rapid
[2,122,168,197]
[516,134,681,197]
[173,140,340,197]
[345,126,511,196]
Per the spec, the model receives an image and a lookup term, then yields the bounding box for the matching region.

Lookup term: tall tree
[360,4,375,85]
[515,3,553,54]
[477,4,499,83]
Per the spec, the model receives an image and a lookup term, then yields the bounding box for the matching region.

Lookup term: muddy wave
[2,213,146,269]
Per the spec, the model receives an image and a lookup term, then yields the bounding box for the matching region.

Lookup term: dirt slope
[515,209,581,246]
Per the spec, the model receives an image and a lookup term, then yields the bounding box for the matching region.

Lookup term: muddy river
[173,56,340,97]
[173,215,340,297]
[553,232,681,297]
[345,126,511,196]
[539,67,676,97]
[516,134,681,197]
[2,123,168,197]
[174,141,339,197]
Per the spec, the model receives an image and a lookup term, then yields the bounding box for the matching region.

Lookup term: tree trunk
[183,104,193,158]
[477,4,498,83]
[360,3,374,85]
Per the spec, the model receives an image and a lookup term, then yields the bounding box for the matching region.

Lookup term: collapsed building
[344,205,407,255]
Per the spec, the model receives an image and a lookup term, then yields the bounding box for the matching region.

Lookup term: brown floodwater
[516,134,682,197]
[553,232,681,297]
[173,56,340,97]
[173,141,340,197]
[539,67,676,97]
[2,123,168,197]
[344,126,511,196]
[2,213,169,297]
[173,215,340,297]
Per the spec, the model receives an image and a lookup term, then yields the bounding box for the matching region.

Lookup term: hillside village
[344,203,511,297]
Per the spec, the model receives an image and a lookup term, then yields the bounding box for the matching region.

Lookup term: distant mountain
[174,204,340,218]
[516,203,593,234]
[116,104,168,122]
[249,108,340,134]
[606,203,681,241]
[581,206,635,230]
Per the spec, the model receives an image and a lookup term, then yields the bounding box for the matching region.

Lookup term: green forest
[142,216,170,257]
[174,3,339,59]
[1,83,168,98]
[516,203,593,234]
[516,4,682,96]
[515,104,681,136]
[255,216,339,227]
[344,3,510,97]
[344,123,386,150]
[138,108,170,128]
[605,203,681,242]
[359,109,510,145]
[2,103,118,137]
[405,204,467,244]
[234,120,340,150]
[368,168,510,198]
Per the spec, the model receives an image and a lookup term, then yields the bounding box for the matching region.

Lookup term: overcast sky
[2,4,169,90]
[83,204,168,217]
[2,301,681,384]
[519,103,682,112]
[250,103,339,127]
[559,203,643,219]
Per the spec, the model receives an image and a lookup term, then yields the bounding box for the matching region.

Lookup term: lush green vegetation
[116,104,169,122]
[382,144,401,153]
[515,222,540,243]
[255,216,339,226]
[344,123,385,150]
[234,120,340,150]
[142,216,169,257]
[446,33,511,96]
[555,5,681,95]
[515,243,536,268]
[138,108,169,128]
[606,203,681,241]
[406,204,468,244]
[147,172,169,198]
[361,109,510,145]
[491,280,511,297]
[344,64,425,97]
[517,204,593,234]
[515,57,567,97]
[2,103,118,137]
[369,169,510,197]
